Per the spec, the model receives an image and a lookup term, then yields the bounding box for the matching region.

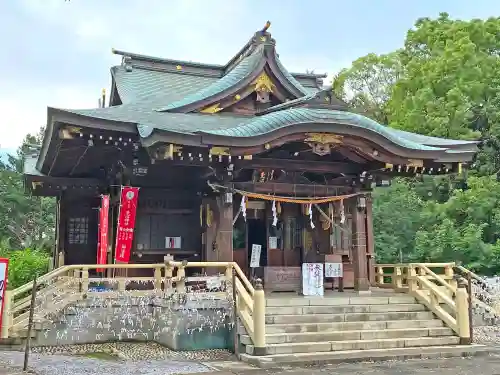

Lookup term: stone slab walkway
[204,354,500,375]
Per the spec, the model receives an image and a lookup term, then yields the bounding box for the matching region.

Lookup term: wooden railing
[454,265,500,319]
[0,261,266,351]
[375,263,471,343]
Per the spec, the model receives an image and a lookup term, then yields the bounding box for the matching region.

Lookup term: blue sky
[0,0,499,150]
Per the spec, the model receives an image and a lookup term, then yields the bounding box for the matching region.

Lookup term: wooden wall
[134,188,202,261]
[61,193,99,267]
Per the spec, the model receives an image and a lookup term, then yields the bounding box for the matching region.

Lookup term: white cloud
[4,0,352,149]
[0,85,101,148]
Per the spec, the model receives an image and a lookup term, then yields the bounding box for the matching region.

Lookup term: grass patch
[79,352,120,361]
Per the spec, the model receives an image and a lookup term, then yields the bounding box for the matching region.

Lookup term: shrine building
[24,23,478,292]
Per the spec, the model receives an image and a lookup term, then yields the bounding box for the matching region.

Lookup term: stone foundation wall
[32,294,234,350]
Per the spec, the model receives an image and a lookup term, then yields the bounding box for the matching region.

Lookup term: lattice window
[330,217,352,252]
[285,217,303,249]
[68,217,89,245]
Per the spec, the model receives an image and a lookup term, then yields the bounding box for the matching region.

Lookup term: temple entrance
[247,218,267,279]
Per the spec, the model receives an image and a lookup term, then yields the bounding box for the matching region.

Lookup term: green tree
[372,179,425,263]
[388,13,500,174]
[332,52,403,123]
[0,128,55,250]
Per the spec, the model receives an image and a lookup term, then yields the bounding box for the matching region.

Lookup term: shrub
[0,248,49,289]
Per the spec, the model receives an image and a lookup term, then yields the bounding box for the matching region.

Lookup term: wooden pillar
[365,194,375,286]
[351,197,370,292]
[215,194,233,262]
[203,197,218,263]
[53,195,61,268]
[58,193,67,267]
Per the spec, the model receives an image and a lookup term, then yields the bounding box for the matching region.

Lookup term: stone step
[264,319,444,334]
[240,344,493,368]
[240,327,453,345]
[265,295,416,307]
[266,303,426,316]
[245,335,460,355]
[266,310,435,324]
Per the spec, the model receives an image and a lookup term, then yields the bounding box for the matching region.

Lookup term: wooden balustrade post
[252,278,266,355]
[225,265,232,291]
[58,251,65,267]
[376,266,384,287]
[456,286,471,344]
[408,265,417,293]
[81,268,89,293]
[445,265,457,294]
[0,291,12,338]
[176,261,187,294]
[393,266,403,289]
[164,255,174,294]
[154,267,162,291]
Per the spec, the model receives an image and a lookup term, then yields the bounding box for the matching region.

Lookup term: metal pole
[231,268,239,359]
[466,272,473,344]
[23,277,37,372]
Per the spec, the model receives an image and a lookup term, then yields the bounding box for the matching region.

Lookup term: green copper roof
[157,45,266,112]
[61,102,474,153]
[272,50,311,96]
[388,128,478,147]
[200,108,442,151]
[111,66,217,104]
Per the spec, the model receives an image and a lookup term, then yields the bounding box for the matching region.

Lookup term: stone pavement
[2,353,500,375]
[204,354,500,375]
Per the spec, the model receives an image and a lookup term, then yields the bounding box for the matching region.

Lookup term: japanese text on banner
[114,187,139,263]
[97,195,110,272]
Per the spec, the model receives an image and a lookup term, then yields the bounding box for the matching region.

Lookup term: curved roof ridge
[199,108,445,151]
[388,127,480,146]
[156,45,266,112]
[270,50,311,96]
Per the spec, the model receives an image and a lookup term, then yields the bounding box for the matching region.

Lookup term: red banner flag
[114,186,139,263]
[96,195,110,272]
[0,258,9,336]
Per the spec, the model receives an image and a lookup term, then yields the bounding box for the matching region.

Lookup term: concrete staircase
[240,293,484,367]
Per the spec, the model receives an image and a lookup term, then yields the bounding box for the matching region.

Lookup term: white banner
[250,244,262,268]
[302,263,324,296]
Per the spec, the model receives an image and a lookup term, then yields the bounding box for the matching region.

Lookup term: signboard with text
[0,258,9,335]
[325,262,343,278]
[250,244,262,268]
[96,195,110,272]
[302,263,324,296]
[114,187,139,263]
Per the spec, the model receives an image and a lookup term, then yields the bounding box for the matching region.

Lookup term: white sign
[325,262,343,278]
[165,236,182,249]
[302,263,324,296]
[250,244,262,268]
[205,276,223,290]
[0,259,8,329]
[268,236,278,249]
[0,261,6,294]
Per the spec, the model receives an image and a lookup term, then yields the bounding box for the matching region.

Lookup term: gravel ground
[473,325,500,344]
[30,342,234,361]
[0,350,216,375]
